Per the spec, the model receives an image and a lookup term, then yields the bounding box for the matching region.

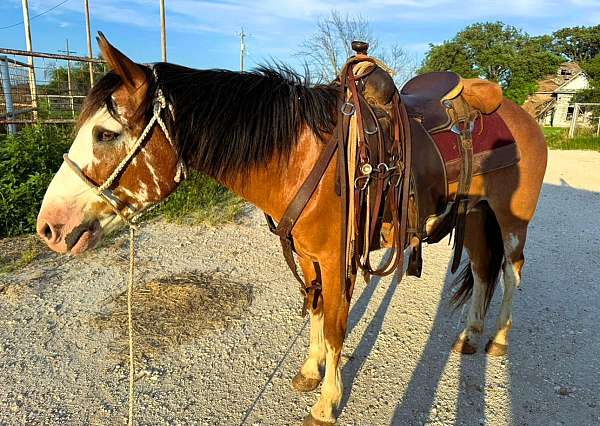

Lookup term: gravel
[1,150,599,425]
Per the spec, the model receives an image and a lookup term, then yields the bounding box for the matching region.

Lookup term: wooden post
[239,27,245,72]
[21,0,38,120]
[568,103,579,139]
[160,0,167,62]
[85,0,94,87]
[65,39,74,118]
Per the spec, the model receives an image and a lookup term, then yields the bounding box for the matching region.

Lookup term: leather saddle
[356,61,504,277]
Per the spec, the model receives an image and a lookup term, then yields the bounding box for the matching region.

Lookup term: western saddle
[266,41,504,314]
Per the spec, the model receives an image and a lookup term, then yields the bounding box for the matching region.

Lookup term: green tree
[552,25,600,63]
[420,22,562,104]
[576,53,600,115]
[42,61,106,96]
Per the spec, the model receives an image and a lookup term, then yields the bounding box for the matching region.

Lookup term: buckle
[341,102,356,116]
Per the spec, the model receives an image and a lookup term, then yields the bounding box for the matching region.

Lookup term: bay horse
[36,34,547,425]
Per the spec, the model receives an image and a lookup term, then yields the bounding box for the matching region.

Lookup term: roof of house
[523,62,586,117]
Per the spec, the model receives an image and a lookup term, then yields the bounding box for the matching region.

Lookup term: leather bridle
[63,87,186,229]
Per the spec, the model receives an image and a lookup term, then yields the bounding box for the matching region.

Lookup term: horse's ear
[96,31,146,94]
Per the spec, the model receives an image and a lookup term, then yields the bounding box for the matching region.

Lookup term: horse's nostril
[41,223,53,241]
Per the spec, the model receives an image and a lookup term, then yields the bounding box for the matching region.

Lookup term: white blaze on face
[39,107,127,232]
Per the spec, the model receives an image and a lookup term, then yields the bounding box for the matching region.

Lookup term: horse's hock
[91,271,253,359]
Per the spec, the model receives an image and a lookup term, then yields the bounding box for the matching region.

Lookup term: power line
[0,0,71,30]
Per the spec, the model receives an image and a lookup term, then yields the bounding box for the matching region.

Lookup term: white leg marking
[310,342,342,423]
[491,233,521,345]
[300,310,325,380]
[459,266,486,345]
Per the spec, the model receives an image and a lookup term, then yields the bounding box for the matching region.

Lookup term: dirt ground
[1,150,599,426]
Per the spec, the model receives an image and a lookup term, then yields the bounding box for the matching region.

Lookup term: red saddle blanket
[432,112,519,183]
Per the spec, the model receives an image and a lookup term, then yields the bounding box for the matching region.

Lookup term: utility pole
[84,0,94,87]
[59,40,75,118]
[21,0,38,120]
[160,0,167,62]
[239,27,246,72]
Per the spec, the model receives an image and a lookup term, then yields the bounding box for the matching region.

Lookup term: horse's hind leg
[485,226,526,356]
[452,203,504,354]
[292,257,325,392]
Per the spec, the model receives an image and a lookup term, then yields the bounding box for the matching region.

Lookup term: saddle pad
[432,112,520,183]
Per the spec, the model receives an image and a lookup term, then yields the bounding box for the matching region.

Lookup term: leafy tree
[552,25,600,63]
[297,11,418,86]
[420,22,562,104]
[576,54,600,115]
[42,61,106,96]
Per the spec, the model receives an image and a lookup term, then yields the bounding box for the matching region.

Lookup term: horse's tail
[450,203,504,313]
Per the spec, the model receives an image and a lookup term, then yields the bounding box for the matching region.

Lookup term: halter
[63,88,186,229]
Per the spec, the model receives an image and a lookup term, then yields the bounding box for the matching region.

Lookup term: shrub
[0,125,72,237]
[0,125,242,238]
[157,171,244,225]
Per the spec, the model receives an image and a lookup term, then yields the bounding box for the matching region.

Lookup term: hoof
[292,372,321,392]
[485,340,508,356]
[451,337,477,355]
[302,413,335,426]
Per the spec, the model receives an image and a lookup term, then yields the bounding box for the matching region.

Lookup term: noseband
[63,88,186,228]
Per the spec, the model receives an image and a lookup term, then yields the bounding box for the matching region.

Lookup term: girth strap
[264,136,339,316]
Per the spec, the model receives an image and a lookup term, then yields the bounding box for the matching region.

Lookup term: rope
[127,226,136,426]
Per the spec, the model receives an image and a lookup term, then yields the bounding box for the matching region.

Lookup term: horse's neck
[222,128,326,221]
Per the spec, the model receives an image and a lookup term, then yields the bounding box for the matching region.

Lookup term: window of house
[560,69,572,76]
[566,105,574,121]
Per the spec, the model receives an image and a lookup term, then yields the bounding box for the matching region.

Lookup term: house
[523,62,589,127]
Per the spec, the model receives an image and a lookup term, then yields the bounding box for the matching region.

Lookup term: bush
[0,125,72,237]
[0,125,242,238]
[157,171,244,226]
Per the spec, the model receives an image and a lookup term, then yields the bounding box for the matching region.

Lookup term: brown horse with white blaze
[37,34,547,424]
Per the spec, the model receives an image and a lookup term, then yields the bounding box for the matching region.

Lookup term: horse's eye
[98,130,118,143]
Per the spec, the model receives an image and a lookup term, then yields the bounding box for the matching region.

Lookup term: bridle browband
[63,84,186,229]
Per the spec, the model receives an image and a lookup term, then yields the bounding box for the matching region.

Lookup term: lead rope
[128,226,135,426]
[62,84,183,425]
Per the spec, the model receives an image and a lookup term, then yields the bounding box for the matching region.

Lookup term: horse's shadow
[339,250,488,425]
[337,180,600,425]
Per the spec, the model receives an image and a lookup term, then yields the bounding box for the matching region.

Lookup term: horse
[36,34,547,425]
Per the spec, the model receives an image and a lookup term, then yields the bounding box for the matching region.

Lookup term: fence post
[0,56,17,134]
[84,0,94,87]
[568,103,579,139]
[21,0,38,121]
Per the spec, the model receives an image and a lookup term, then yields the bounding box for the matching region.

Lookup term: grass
[156,171,245,226]
[0,236,42,274]
[542,126,600,151]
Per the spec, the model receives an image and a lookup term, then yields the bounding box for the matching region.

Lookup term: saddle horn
[351,41,369,56]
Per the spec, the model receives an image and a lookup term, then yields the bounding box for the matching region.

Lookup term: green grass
[0,238,40,274]
[542,126,600,150]
[156,171,244,226]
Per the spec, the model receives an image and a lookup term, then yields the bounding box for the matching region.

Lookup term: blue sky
[1,0,599,71]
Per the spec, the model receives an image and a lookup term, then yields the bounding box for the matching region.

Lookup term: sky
[1,0,599,72]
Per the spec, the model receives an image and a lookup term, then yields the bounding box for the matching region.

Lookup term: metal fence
[0,47,107,134]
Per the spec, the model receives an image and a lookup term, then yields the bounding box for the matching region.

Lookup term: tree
[42,61,106,96]
[552,25,600,63]
[576,53,600,115]
[297,11,417,86]
[419,22,563,104]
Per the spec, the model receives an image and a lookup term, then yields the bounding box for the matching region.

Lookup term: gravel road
[1,150,599,426]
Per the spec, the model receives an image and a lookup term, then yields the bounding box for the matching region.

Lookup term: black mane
[80,63,340,179]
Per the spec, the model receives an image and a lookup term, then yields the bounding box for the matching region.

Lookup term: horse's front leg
[304,259,354,426]
[293,257,325,392]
